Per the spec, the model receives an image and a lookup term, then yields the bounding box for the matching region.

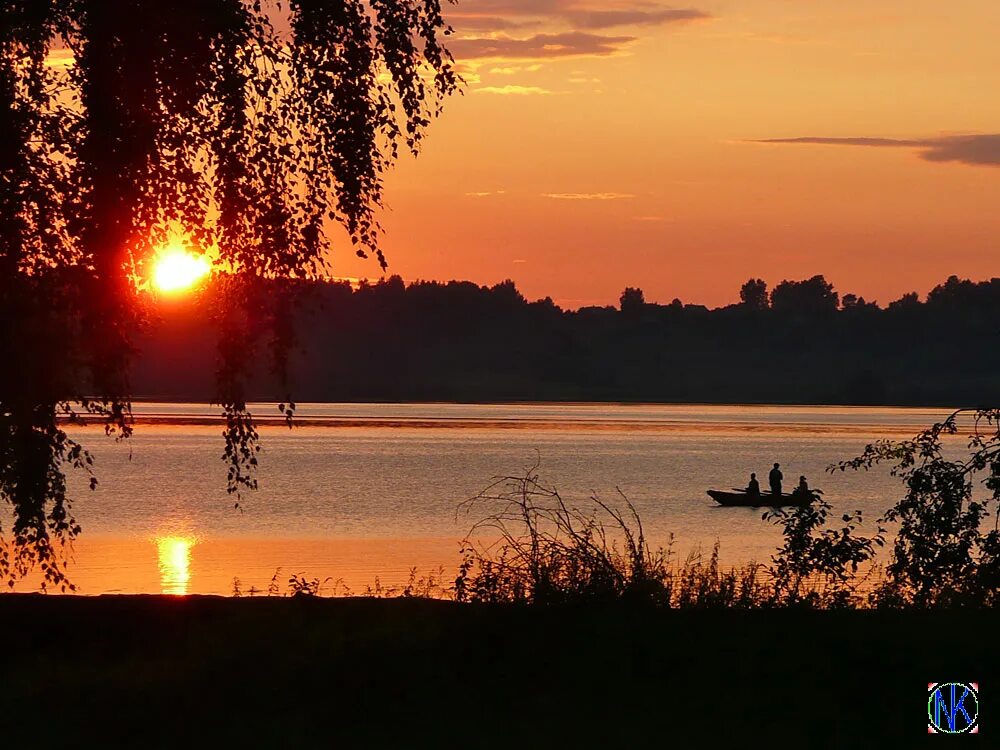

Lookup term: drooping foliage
[0,0,457,588]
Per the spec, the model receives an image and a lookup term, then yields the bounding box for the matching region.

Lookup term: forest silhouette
[134,273,1000,406]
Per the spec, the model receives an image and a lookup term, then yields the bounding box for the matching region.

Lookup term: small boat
[707,489,814,507]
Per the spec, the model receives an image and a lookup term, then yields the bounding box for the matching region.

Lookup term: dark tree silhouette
[123,272,1000,408]
[0,1,456,588]
[770,274,839,315]
[887,291,920,312]
[619,286,645,315]
[739,278,768,310]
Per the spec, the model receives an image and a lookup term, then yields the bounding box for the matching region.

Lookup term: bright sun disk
[153,246,211,293]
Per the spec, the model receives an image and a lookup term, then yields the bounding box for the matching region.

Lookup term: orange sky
[324,0,1000,308]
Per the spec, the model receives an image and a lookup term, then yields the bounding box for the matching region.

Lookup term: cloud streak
[449,2,710,30]
[447,3,711,64]
[451,16,541,33]
[475,85,552,95]
[544,192,635,200]
[754,134,1000,167]
[562,8,710,30]
[450,31,636,60]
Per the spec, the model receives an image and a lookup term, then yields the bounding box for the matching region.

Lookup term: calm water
[13,403,961,594]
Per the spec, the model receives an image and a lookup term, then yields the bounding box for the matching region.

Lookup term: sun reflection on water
[156,536,194,595]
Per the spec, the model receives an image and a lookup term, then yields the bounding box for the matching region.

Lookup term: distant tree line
[132,274,1000,406]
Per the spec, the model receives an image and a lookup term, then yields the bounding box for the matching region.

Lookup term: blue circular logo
[928,682,979,734]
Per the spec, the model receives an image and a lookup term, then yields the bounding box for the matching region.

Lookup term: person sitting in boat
[793,475,813,500]
[746,472,761,499]
[768,463,783,496]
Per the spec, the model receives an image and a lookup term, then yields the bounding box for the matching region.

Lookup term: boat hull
[707,490,812,507]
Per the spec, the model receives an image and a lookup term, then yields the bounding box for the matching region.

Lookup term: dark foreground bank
[1,595,992,748]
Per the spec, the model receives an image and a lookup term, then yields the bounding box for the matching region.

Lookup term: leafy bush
[764,497,884,608]
[835,408,1000,607]
[287,574,328,598]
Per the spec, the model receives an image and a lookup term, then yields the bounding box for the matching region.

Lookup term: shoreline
[56,400,958,435]
[99,398,967,411]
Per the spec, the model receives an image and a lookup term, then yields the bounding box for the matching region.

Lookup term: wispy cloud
[447,4,711,66]
[544,192,636,200]
[449,2,711,32]
[489,64,544,75]
[475,85,553,95]
[701,31,823,46]
[450,31,636,60]
[752,134,1000,167]
[562,8,710,30]
[465,190,508,197]
[452,16,542,33]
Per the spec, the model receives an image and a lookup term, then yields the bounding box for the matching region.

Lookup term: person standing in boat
[769,462,783,497]
[746,472,761,499]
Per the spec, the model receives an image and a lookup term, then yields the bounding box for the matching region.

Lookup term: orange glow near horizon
[152,245,211,294]
[45,3,997,309]
[156,536,194,595]
[319,1,1000,309]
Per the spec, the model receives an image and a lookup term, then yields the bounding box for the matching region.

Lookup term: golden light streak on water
[156,536,194,595]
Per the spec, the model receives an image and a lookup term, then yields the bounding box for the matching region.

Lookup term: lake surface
[13,403,961,595]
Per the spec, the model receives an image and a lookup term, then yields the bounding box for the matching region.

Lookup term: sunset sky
[328,0,1000,308]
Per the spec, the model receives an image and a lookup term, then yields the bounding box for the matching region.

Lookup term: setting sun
[152,246,211,293]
